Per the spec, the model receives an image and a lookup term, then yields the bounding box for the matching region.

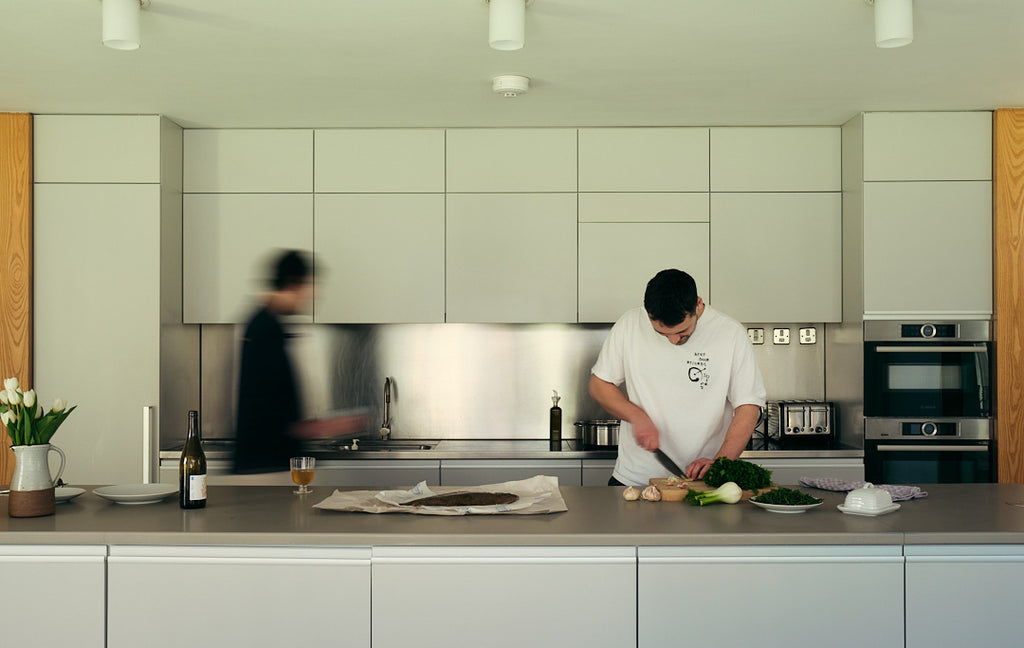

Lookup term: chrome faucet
[380,376,392,440]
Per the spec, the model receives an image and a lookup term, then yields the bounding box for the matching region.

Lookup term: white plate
[93,484,178,505]
[55,486,86,503]
[749,499,823,514]
[837,503,901,516]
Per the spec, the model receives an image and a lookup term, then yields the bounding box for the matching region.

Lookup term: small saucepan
[574,420,620,448]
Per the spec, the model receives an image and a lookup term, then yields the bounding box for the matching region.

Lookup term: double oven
[863,321,993,484]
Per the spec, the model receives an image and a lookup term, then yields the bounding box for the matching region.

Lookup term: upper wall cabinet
[445,129,576,192]
[34,115,161,183]
[863,112,992,181]
[710,127,841,192]
[446,193,577,323]
[183,194,313,324]
[578,128,710,191]
[183,130,313,193]
[711,193,842,322]
[314,194,445,323]
[314,129,444,193]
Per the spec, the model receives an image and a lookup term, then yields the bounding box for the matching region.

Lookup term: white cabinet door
[372,546,636,648]
[183,129,313,192]
[578,192,709,223]
[710,127,841,192]
[863,181,992,318]
[582,459,617,486]
[314,129,444,192]
[34,183,161,484]
[315,194,444,323]
[905,545,1024,648]
[34,115,161,183]
[579,222,710,323]
[446,193,577,323]
[710,193,841,322]
[863,111,992,181]
[638,545,904,648]
[439,459,582,486]
[445,129,577,192]
[748,458,864,485]
[0,545,106,648]
[578,127,710,191]
[108,545,371,648]
[183,193,314,323]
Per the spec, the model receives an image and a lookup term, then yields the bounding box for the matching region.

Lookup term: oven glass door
[865,442,993,484]
[864,343,991,417]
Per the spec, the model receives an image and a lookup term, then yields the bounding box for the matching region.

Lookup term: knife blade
[654,449,686,478]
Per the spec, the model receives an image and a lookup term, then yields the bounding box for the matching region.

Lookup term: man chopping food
[590,269,766,487]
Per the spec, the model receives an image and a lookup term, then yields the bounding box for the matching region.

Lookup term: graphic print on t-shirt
[686,351,710,390]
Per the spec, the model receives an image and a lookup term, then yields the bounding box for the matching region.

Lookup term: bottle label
[188,474,208,501]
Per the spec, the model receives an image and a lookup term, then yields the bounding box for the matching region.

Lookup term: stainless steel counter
[159,438,863,462]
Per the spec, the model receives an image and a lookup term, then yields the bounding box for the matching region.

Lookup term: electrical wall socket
[773,328,790,345]
[799,327,817,344]
[747,328,765,345]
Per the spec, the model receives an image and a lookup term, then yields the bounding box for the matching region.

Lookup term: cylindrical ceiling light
[489,0,526,51]
[103,0,147,51]
[871,0,914,49]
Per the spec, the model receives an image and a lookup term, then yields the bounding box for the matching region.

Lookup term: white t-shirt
[591,306,766,486]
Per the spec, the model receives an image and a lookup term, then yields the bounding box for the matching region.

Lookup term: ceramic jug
[8,443,66,517]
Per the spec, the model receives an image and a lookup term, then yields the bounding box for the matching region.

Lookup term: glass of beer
[290,456,315,494]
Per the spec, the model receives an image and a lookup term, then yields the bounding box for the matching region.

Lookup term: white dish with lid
[838,483,899,516]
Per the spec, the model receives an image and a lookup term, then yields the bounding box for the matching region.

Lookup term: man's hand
[631,413,660,451]
[686,457,714,480]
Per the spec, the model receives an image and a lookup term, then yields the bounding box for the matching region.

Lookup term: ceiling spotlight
[102,0,149,51]
[487,0,530,51]
[492,75,530,98]
[866,0,914,49]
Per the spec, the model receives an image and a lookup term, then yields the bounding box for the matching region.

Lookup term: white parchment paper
[312,475,567,515]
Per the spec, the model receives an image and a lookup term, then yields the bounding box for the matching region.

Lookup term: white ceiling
[2,0,1023,129]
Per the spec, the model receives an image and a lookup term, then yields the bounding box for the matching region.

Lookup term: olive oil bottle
[179,410,207,509]
[549,390,562,451]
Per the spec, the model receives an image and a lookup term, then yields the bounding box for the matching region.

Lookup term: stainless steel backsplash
[191,322,834,446]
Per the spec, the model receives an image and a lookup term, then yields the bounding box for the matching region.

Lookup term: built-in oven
[864,320,991,418]
[864,419,993,484]
[863,320,994,484]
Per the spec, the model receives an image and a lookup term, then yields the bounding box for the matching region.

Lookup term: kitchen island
[3,483,1023,648]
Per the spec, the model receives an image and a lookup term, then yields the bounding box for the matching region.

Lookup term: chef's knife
[654,449,686,478]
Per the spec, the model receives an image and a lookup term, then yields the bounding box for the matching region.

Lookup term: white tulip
[23,389,35,408]
[3,377,18,392]
[51,398,66,413]
[7,389,20,406]
[35,407,42,419]
[1,410,15,426]
[0,390,7,405]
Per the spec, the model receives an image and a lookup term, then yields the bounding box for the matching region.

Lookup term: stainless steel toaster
[776,401,836,443]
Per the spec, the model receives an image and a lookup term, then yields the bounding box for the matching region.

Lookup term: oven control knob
[920,323,937,338]
[922,422,938,436]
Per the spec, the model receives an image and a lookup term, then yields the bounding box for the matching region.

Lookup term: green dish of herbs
[749,487,823,513]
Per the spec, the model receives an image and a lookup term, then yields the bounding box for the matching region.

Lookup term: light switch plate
[747,328,765,345]
[773,328,790,345]
[799,327,817,344]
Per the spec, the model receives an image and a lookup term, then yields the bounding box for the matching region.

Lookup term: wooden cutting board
[648,478,770,502]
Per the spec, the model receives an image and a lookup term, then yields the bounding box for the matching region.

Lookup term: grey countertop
[2,483,1021,547]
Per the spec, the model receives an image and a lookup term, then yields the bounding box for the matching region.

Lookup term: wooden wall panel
[0,113,32,485]
[994,109,1024,484]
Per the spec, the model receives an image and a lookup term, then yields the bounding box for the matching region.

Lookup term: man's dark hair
[271,250,311,291]
[644,269,698,326]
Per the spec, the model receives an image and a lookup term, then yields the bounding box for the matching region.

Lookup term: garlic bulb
[641,485,662,501]
[622,486,641,501]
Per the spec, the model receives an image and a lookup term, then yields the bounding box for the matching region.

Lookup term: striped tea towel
[798,477,928,501]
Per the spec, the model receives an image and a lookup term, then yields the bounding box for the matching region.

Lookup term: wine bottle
[179,410,207,509]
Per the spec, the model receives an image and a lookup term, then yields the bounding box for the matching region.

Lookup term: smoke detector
[492,75,530,98]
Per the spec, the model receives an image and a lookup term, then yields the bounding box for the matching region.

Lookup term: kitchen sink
[334,439,436,452]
